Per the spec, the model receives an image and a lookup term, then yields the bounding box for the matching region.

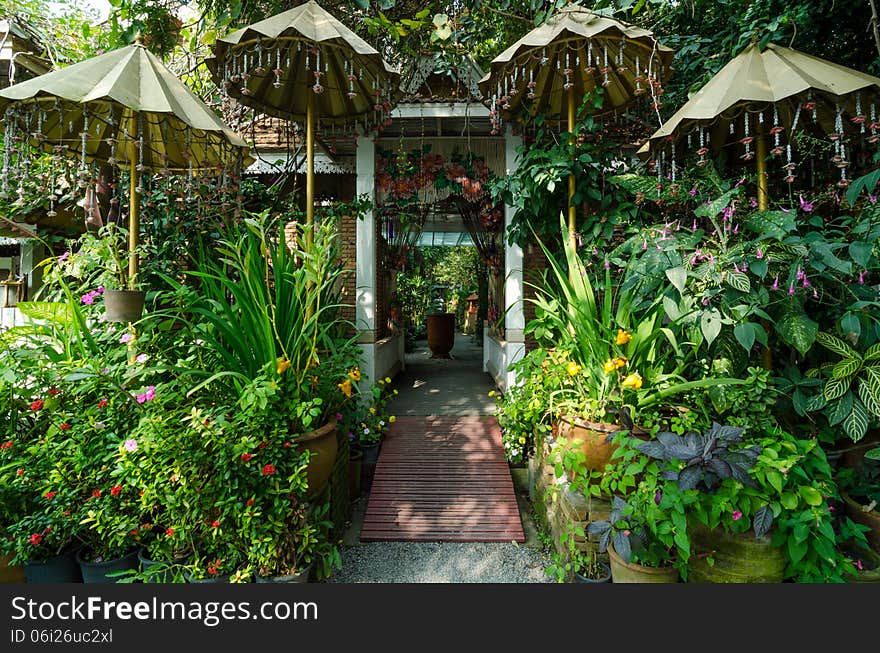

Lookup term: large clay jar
[426,312,456,358]
[686,525,785,583]
[554,416,620,476]
[296,420,339,499]
[608,545,678,583]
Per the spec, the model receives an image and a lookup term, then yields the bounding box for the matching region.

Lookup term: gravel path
[327,542,551,583]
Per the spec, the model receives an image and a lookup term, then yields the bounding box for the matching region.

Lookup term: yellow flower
[338,378,353,397]
[614,356,627,369]
[616,329,632,345]
[488,390,496,397]
[276,357,291,375]
[369,407,376,414]
[622,372,643,390]
[566,361,582,376]
[519,436,526,444]
[348,368,361,382]
[384,377,391,384]
[389,415,396,423]
[603,358,617,375]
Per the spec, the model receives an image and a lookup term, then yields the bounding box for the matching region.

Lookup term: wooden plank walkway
[361,416,525,542]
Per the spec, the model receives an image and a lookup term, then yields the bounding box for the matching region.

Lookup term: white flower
[363,428,370,435]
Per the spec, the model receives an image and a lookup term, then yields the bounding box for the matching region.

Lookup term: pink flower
[756,248,763,259]
[750,199,758,208]
[81,293,95,306]
[123,439,138,453]
[120,333,134,344]
[58,251,69,262]
[135,353,148,364]
[732,510,743,521]
[870,195,877,204]
[799,195,814,212]
[771,275,779,290]
[335,413,343,422]
[689,187,697,197]
[854,559,864,571]
[788,283,796,295]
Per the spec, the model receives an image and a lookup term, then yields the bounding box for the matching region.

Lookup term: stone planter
[686,526,785,583]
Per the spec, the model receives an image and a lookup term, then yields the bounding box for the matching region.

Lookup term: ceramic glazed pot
[24,549,82,583]
[104,289,146,323]
[296,419,339,499]
[574,561,611,583]
[426,312,455,358]
[608,544,678,583]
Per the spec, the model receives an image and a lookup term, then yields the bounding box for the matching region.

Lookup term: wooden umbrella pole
[128,151,140,290]
[756,120,769,211]
[306,89,316,249]
[567,86,577,248]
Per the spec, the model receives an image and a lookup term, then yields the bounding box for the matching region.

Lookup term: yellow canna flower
[566,361,582,376]
[614,356,628,369]
[603,358,617,374]
[519,436,526,444]
[369,407,376,414]
[338,378,353,397]
[348,368,361,382]
[622,372,643,390]
[389,415,396,423]
[616,329,632,345]
[276,357,291,375]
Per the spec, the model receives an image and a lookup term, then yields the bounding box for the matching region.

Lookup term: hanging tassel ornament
[617,39,626,74]
[273,48,283,88]
[634,54,644,95]
[740,112,754,161]
[601,44,610,87]
[527,69,536,99]
[784,143,796,183]
[770,106,784,156]
[563,52,573,90]
[586,42,595,74]
[853,93,866,130]
[312,47,324,94]
[697,126,709,166]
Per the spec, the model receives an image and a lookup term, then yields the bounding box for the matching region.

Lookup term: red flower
[246,499,254,507]
[44,491,55,500]
[141,523,152,530]
[110,485,123,497]
[30,400,44,411]
[261,464,276,476]
[59,423,71,431]
[16,469,23,476]
[28,533,42,546]
[92,489,101,499]
[283,442,291,448]
[206,560,220,576]
[258,441,268,450]
[1,440,13,450]
[165,528,174,537]
[97,398,109,409]
[129,529,139,537]
[240,453,252,462]
[211,520,220,529]
[48,388,59,396]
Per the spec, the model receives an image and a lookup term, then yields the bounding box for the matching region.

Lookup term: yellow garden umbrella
[641,43,880,209]
[478,5,673,242]
[209,0,400,236]
[0,40,252,288]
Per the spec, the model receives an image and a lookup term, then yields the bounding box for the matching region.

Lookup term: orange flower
[616,329,632,345]
[276,357,291,375]
[338,378,353,397]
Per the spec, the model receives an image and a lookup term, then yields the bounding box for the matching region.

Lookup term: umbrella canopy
[0,41,251,293]
[641,43,880,204]
[645,43,880,152]
[209,0,400,129]
[0,41,251,172]
[478,5,674,131]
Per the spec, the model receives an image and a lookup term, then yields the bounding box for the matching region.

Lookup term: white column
[355,133,377,384]
[503,126,525,387]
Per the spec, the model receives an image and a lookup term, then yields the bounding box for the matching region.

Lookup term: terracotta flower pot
[296,419,339,499]
[608,544,678,583]
[554,416,620,476]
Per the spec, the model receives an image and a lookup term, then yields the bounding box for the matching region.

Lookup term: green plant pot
[608,544,678,583]
[104,289,146,323]
[574,561,611,583]
[686,526,785,583]
[24,549,82,584]
[361,441,380,464]
[77,548,139,584]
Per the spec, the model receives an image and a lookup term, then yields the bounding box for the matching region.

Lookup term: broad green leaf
[799,486,823,506]
[700,308,722,347]
[734,322,755,351]
[840,313,862,341]
[776,310,818,356]
[725,271,750,293]
[816,331,857,359]
[824,377,850,402]
[663,295,681,321]
[865,447,880,461]
[766,470,784,494]
[780,492,799,510]
[666,266,687,294]
[848,242,873,268]
[832,357,861,379]
[743,210,796,239]
[865,366,880,404]
[694,188,741,219]
[858,379,880,418]
[829,390,853,426]
[749,259,768,278]
[17,301,72,326]
[844,397,870,442]
[865,342,880,361]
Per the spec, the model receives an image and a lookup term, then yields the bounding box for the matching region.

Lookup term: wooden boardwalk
[361,416,525,542]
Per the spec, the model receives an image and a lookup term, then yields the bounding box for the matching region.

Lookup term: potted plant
[587,495,679,583]
[355,376,396,464]
[545,519,610,583]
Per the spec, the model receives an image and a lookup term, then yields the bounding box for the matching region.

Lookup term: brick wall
[338,214,357,329]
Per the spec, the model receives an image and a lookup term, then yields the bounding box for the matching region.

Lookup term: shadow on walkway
[387,333,495,417]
